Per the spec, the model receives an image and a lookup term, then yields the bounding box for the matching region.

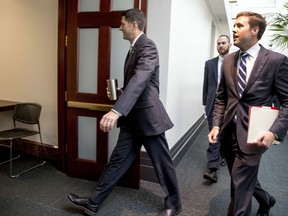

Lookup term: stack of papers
[247,106,280,144]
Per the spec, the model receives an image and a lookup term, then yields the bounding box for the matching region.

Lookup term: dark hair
[236,11,267,40]
[218,34,230,43]
[122,8,146,31]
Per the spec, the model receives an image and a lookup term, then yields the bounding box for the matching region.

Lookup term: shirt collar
[131,32,144,47]
[241,43,261,58]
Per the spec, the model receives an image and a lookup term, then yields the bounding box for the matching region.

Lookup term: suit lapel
[232,51,240,97]
[244,47,268,94]
[124,51,130,71]
[124,50,133,86]
[212,57,218,85]
[124,48,133,73]
[124,34,145,85]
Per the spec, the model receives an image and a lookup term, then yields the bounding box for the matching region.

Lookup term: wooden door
[63,0,147,188]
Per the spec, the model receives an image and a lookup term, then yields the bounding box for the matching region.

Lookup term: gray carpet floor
[0,123,287,216]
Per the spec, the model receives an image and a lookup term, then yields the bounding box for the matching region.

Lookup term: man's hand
[99,111,119,132]
[254,131,275,148]
[208,127,219,143]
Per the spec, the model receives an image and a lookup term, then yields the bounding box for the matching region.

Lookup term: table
[0,100,18,112]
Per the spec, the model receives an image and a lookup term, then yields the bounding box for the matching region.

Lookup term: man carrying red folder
[208,11,288,216]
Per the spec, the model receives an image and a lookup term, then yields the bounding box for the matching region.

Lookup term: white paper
[247,106,279,144]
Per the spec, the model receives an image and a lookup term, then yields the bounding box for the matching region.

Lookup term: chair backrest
[13,103,42,125]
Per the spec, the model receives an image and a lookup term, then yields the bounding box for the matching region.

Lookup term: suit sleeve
[213,59,227,128]
[113,40,158,116]
[202,62,208,106]
[270,55,288,140]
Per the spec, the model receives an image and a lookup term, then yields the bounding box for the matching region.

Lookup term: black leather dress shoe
[67,193,99,216]
[157,206,182,216]
[256,196,276,216]
[220,158,227,166]
[203,169,217,183]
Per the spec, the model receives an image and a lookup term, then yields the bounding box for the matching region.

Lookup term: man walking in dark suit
[67,8,181,216]
[202,35,231,183]
[208,11,288,216]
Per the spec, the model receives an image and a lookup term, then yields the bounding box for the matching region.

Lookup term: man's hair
[236,11,267,40]
[218,34,230,43]
[122,8,146,31]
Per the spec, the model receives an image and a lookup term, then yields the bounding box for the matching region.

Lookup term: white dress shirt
[237,43,261,82]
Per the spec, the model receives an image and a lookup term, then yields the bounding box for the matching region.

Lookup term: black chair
[0,103,46,178]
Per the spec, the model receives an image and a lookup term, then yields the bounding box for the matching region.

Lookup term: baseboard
[0,139,58,161]
[140,114,206,183]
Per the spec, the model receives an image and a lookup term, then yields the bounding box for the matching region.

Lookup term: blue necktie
[237,52,249,97]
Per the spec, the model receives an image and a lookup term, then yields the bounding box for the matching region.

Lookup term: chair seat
[0,128,39,140]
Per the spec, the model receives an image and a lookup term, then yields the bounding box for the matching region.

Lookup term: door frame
[57,0,148,176]
[57,0,66,172]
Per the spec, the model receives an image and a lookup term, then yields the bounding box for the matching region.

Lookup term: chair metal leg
[0,140,20,165]
[0,154,20,165]
[10,160,46,178]
[0,140,46,178]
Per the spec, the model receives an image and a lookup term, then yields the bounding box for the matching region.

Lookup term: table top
[0,100,18,111]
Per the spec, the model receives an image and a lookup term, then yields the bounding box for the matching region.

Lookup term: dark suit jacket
[213,46,288,154]
[202,57,219,117]
[113,34,173,136]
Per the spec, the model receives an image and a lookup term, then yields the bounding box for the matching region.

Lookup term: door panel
[78,28,99,94]
[66,108,107,179]
[79,0,100,12]
[65,0,147,187]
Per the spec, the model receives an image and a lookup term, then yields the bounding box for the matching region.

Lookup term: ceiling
[208,0,287,36]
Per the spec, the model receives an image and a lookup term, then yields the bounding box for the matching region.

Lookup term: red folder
[247,106,280,144]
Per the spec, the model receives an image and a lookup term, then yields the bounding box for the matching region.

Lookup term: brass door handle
[67,101,112,112]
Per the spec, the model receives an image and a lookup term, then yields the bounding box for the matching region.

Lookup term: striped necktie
[237,52,249,97]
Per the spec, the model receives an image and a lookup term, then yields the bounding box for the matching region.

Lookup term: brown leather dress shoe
[67,193,99,216]
[256,196,276,216]
[157,206,182,216]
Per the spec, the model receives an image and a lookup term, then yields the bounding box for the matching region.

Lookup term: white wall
[146,0,172,105]
[147,0,219,146]
[0,0,58,145]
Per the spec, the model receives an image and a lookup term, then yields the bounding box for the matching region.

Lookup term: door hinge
[65,35,68,47]
[65,91,67,101]
[65,143,68,153]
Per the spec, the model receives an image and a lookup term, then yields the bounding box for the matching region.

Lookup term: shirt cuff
[111,109,122,117]
[271,132,280,144]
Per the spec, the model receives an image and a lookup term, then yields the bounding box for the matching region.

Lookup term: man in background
[202,35,231,183]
